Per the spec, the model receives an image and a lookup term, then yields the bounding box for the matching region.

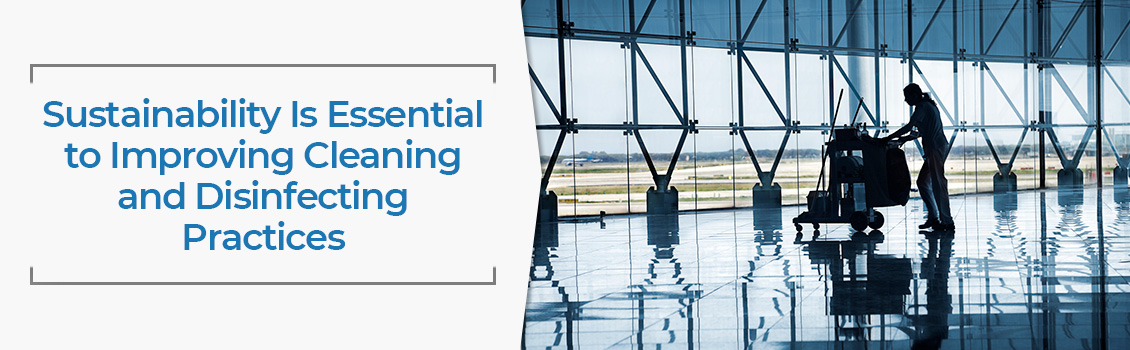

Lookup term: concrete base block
[646,187,679,215]
[537,191,558,223]
[1057,168,1083,189]
[752,183,782,208]
[993,172,1017,193]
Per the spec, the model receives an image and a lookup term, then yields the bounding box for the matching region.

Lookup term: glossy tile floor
[523,188,1130,350]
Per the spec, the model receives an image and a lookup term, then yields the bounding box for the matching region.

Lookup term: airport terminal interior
[522,0,1130,349]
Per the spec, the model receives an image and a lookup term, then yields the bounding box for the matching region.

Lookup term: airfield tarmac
[546,156,1118,216]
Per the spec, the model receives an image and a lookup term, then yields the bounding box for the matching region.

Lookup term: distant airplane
[563,154,601,166]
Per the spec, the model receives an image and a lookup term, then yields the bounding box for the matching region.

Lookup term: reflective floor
[523,188,1130,349]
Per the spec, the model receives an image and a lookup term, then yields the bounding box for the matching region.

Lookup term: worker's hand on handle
[885,130,920,144]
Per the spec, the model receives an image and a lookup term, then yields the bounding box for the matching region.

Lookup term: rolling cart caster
[849,211,869,232]
[869,211,884,230]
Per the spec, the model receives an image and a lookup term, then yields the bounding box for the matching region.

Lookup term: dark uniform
[888,85,953,227]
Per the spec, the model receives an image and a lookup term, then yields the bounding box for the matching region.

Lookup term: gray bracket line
[29,63,497,83]
[30,266,497,286]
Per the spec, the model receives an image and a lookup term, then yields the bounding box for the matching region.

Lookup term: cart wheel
[868,211,885,229]
[813,223,820,230]
[794,223,803,232]
[849,211,868,231]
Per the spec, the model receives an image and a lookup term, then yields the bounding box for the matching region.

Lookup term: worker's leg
[917,160,939,220]
[927,152,953,224]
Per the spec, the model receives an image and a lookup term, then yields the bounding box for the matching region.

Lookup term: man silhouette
[885,83,954,231]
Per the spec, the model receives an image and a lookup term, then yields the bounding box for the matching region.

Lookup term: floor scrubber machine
[794,93,915,234]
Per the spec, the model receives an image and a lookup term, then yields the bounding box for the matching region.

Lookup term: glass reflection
[524,190,1126,349]
[993,191,1019,213]
[910,233,952,349]
[802,230,913,343]
[632,214,699,348]
[752,208,783,256]
[1115,186,1130,204]
[530,222,558,282]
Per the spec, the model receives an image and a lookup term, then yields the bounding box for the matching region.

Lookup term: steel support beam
[523,0,1130,218]
[1096,0,1104,188]
[529,65,564,124]
[734,0,789,206]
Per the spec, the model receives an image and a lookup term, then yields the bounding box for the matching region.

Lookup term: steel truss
[527,0,1130,216]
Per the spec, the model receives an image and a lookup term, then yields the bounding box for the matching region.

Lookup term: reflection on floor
[524,188,1130,349]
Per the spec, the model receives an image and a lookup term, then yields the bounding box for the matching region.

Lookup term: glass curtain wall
[526,0,1130,217]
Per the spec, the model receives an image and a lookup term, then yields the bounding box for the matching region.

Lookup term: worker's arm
[884,106,923,141]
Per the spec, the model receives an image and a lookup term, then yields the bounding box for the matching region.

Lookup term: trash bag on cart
[886,148,910,205]
[860,139,911,208]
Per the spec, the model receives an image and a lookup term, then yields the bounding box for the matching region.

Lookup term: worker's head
[903,83,925,105]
